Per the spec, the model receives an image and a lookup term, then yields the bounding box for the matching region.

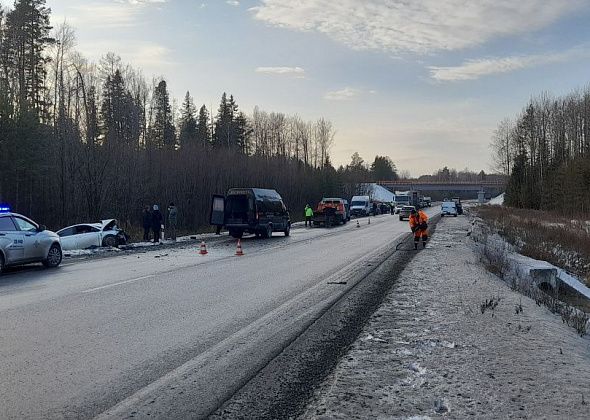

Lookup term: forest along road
[0,208,438,419]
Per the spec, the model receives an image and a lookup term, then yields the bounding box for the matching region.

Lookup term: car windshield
[351,201,366,206]
[13,217,37,232]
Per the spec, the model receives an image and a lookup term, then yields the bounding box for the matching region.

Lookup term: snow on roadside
[488,193,504,205]
[302,215,590,419]
[471,219,590,302]
[62,232,223,258]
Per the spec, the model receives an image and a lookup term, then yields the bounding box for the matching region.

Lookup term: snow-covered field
[302,215,590,419]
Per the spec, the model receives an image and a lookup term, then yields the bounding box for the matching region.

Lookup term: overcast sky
[31,0,590,174]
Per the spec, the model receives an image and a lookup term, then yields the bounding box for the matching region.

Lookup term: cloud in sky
[429,46,590,81]
[324,87,362,101]
[125,0,167,4]
[51,0,168,29]
[251,0,584,54]
[226,0,240,6]
[255,66,305,77]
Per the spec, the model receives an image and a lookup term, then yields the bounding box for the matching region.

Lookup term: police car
[0,206,62,274]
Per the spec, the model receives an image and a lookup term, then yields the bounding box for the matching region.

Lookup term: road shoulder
[302,215,590,419]
[209,230,425,419]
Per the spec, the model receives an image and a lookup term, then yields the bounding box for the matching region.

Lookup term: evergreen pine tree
[178,91,197,148]
[196,104,210,147]
[5,0,54,117]
[148,79,176,149]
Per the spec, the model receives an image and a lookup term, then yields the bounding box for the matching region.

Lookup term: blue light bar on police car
[0,204,12,212]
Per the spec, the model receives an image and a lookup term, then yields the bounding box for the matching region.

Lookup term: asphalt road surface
[0,208,438,419]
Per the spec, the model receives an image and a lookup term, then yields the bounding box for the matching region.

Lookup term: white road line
[82,275,155,294]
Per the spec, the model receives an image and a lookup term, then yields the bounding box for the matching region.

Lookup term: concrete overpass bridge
[377,180,506,199]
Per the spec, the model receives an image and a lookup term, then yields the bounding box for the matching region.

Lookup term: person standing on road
[167,202,178,241]
[409,208,429,250]
[152,204,163,244]
[305,204,313,227]
[142,206,152,242]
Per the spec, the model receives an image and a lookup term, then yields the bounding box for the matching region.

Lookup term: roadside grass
[475,205,590,286]
[472,207,589,336]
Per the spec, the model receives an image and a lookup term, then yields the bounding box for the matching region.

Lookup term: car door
[210,195,226,226]
[12,216,44,260]
[75,225,101,249]
[0,216,24,263]
[271,200,287,230]
[57,227,77,251]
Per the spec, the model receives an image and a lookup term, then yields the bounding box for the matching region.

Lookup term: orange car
[313,198,349,227]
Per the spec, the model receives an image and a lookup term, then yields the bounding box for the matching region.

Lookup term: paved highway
[0,208,438,419]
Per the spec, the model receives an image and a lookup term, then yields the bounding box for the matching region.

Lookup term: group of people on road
[142,203,178,243]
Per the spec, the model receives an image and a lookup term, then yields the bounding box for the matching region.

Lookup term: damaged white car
[57,219,129,251]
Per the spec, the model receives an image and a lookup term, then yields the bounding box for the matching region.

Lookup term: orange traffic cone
[235,240,244,256]
[199,241,208,255]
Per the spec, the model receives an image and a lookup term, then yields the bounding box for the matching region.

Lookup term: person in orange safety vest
[409,208,429,250]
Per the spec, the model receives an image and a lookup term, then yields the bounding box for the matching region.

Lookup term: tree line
[491,86,590,214]
[0,0,402,232]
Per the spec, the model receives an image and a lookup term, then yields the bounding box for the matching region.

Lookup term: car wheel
[454,214,458,217]
[284,223,290,237]
[399,216,403,221]
[102,235,119,247]
[43,244,62,268]
[0,253,5,274]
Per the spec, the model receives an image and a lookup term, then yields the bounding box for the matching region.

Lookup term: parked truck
[210,188,291,238]
[349,195,371,217]
[395,190,422,209]
[313,198,349,227]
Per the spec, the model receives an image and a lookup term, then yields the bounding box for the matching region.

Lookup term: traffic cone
[199,241,208,255]
[235,240,244,256]
[356,220,360,228]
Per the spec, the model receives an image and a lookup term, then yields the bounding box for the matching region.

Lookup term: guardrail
[378,180,507,187]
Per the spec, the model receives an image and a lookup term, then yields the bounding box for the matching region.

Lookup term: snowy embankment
[302,215,590,419]
[471,219,590,305]
[62,233,211,258]
[61,221,320,259]
[488,193,504,205]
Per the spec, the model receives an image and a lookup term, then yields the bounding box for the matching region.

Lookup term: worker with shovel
[409,208,429,250]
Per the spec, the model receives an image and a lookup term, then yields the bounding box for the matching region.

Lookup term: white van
[350,196,370,217]
[441,201,458,217]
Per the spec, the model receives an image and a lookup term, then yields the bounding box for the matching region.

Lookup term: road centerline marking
[82,275,155,294]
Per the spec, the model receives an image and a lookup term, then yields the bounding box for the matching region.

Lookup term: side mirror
[37,225,46,232]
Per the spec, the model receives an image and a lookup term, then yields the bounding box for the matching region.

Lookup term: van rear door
[210,195,225,226]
